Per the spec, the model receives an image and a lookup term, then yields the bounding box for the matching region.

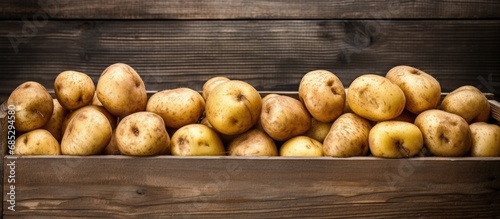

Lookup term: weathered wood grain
[2,156,499,218]
[1,0,499,19]
[1,20,499,103]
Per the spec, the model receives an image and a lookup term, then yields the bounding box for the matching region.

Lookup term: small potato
[15,129,61,155]
[304,118,332,143]
[62,105,117,137]
[260,95,311,141]
[54,70,95,110]
[469,122,500,157]
[171,124,225,156]
[116,112,171,156]
[202,76,230,100]
[61,108,112,155]
[323,113,372,157]
[7,81,54,132]
[347,74,406,121]
[228,129,278,156]
[96,63,147,117]
[280,136,323,156]
[440,86,490,123]
[42,99,68,141]
[147,88,205,129]
[299,70,345,123]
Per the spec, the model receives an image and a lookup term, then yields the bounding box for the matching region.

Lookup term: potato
[96,63,147,117]
[62,105,117,137]
[7,81,54,132]
[323,113,372,157]
[280,136,323,156]
[415,109,472,157]
[260,95,311,141]
[54,70,95,110]
[200,117,240,145]
[146,88,205,129]
[369,121,423,158]
[116,112,170,156]
[304,118,332,143]
[202,76,230,100]
[439,85,490,123]
[102,130,120,155]
[14,129,61,155]
[171,124,225,156]
[347,74,406,121]
[228,129,278,156]
[299,70,345,122]
[469,122,500,157]
[205,80,262,135]
[386,65,441,114]
[61,108,112,155]
[42,99,68,141]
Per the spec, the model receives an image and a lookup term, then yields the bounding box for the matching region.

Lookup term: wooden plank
[2,156,500,218]
[1,0,500,19]
[1,20,500,103]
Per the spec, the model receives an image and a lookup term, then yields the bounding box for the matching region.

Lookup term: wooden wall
[1,0,500,103]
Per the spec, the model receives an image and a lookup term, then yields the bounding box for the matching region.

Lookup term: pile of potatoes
[7,63,500,157]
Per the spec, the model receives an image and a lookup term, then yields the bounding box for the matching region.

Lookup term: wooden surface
[1,20,499,103]
[1,0,500,19]
[2,156,499,218]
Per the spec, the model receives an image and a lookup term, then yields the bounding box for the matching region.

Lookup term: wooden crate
[1,0,500,218]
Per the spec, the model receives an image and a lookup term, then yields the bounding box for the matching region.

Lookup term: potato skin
[96,63,147,117]
[280,136,323,156]
[228,129,278,156]
[439,86,490,123]
[323,113,372,157]
[54,70,95,110]
[42,99,68,141]
[260,95,311,141]
[146,88,205,129]
[171,124,225,156]
[15,129,61,155]
[299,70,345,123]
[61,105,117,137]
[61,108,112,155]
[7,81,54,132]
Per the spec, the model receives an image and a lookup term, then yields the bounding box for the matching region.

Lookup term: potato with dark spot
[323,113,372,157]
[415,109,472,157]
[115,112,170,156]
[7,81,54,132]
[15,129,61,155]
[228,129,278,156]
[299,70,345,123]
[171,124,225,156]
[439,85,490,123]
[96,63,147,117]
[280,136,323,156]
[260,95,311,141]
[147,88,205,129]
[61,108,112,155]
[347,74,406,121]
[205,80,262,135]
[54,70,95,110]
[42,99,68,141]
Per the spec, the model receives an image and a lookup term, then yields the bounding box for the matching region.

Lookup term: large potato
[260,95,311,141]
[347,74,406,121]
[61,105,117,137]
[61,108,112,155]
[439,86,490,123]
[415,109,472,157]
[202,76,230,100]
[205,80,262,135]
[7,81,53,132]
[386,65,441,114]
[15,129,61,155]
[42,99,68,141]
[54,70,95,110]
[323,113,372,157]
[299,70,345,123]
[116,112,171,156]
[96,63,147,117]
[147,88,205,129]
[228,129,278,156]
[171,124,225,156]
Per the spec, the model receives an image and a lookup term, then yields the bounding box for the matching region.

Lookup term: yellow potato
[54,70,95,110]
[42,99,68,141]
[15,129,61,155]
[299,70,345,122]
[7,81,54,132]
[280,136,323,156]
[171,124,225,156]
[469,122,500,157]
[62,105,117,137]
[323,113,372,157]
[228,129,278,156]
[440,85,490,123]
[369,121,423,158]
[304,118,332,143]
[202,76,230,100]
[147,88,205,129]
